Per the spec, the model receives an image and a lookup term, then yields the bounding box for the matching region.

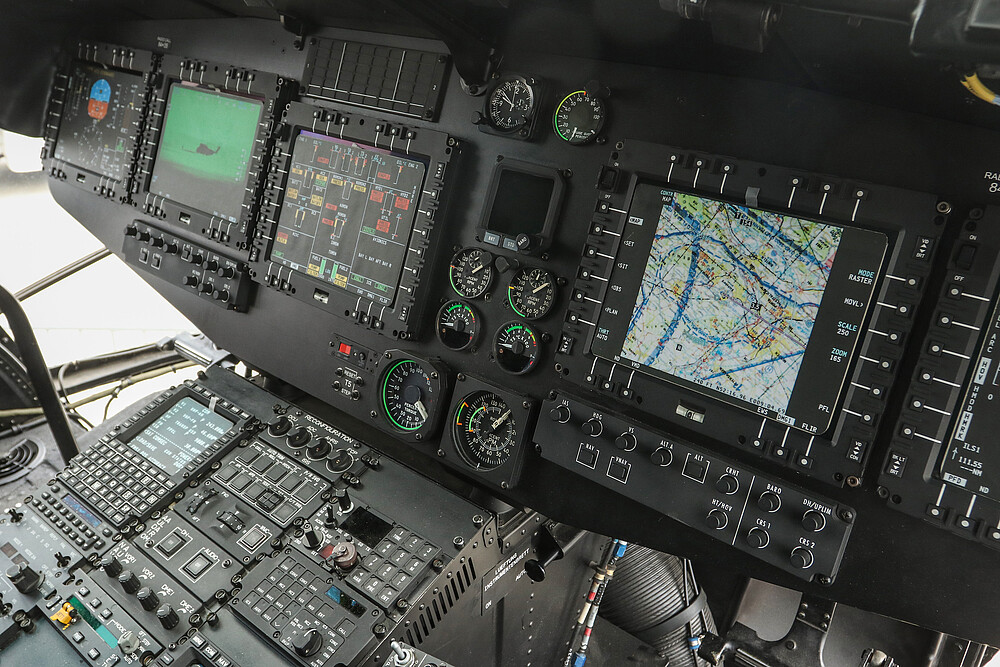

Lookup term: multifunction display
[125,397,233,474]
[941,298,1000,500]
[53,61,145,181]
[269,131,427,306]
[149,83,263,221]
[592,184,887,433]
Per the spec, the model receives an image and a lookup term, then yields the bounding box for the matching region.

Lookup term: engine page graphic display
[149,83,263,221]
[125,397,233,474]
[592,184,887,433]
[53,61,144,181]
[269,131,427,306]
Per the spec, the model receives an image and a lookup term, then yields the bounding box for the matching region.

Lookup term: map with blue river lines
[620,192,842,415]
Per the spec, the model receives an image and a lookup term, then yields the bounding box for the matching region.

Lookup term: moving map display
[269,130,427,306]
[53,61,145,181]
[592,184,888,433]
[149,83,263,221]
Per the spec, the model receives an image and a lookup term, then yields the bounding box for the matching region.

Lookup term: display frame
[591,180,889,436]
[108,383,249,477]
[133,54,292,256]
[248,101,457,340]
[557,140,947,487]
[475,157,566,256]
[42,41,155,203]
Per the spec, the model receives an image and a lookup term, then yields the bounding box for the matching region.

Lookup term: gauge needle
[415,400,429,421]
[492,409,511,429]
[472,264,484,274]
[532,282,550,294]
[501,91,515,109]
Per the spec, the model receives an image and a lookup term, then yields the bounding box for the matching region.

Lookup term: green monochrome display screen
[150,83,263,222]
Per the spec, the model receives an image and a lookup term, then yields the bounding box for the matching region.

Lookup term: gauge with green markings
[493,321,541,375]
[449,247,494,299]
[437,300,480,351]
[452,391,517,470]
[379,358,439,432]
[507,267,556,320]
[553,89,606,145]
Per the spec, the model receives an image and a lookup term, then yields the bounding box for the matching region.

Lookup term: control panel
[122,219,253,311]
[534,393,854,582]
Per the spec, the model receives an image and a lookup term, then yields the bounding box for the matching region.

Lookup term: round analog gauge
[553,89,607,145]
[452,391,517,471]
[487,75,538,132]
[327,449,355,474]
[507,267,556,320]
[380,359,438,432]
[437,300,480,351]
[493,321,541,375]
[449,247,495,299]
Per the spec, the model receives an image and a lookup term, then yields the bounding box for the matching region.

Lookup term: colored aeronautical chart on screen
[620,192,842,414]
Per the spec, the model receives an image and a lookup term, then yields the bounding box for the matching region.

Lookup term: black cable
[0,283,78,463]
[14,248,112,301]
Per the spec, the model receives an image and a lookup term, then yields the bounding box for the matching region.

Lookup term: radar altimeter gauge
[507,267,557,320]
[449,247,495,299]
[453,391,517,471]
[493,321,541,375]
[378,354,448,439]
[553,86,607,145]
[437,300,480,351]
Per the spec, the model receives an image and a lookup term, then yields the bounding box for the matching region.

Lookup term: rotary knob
[802,510,827,532]
[5,563,41,594]
[205,259,220,271]
[287,426,311,448]
[213,288,230,303]
[327,449,354,474]
[581,419,603,437]
[291,628,323,657]
[757,491,781,513]
[268,416,291,437]
[307,437,332,461]
[615,432,637,451]
[746,528,770,549]
[137,587,159,611]
[303,529,323,550]
[715,474,739,495]
[157,604,179,630]
[137,230,151,243]
[790,546,815,569]
[217,266,236,278]
[650,447,673,467]
[118,570,140,594]
[549,405,571,423]
[705,509,728,530]
[183,275,198,287]
[124,224,138,237]
[100,555,123,578]
[331,542,359,569]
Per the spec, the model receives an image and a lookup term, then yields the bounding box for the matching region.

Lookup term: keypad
[32,491,108,550]
[335,524,438,610]
[56,384,244,528]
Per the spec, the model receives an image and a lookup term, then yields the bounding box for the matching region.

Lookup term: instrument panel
[24,11,1000,647]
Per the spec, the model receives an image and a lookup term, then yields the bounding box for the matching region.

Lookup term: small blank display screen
[486,169,554,236]
[150,83,263,222]
[341,507,393,547]
[126,397,233,475]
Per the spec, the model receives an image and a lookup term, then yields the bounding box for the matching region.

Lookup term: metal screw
[453,536,465,548]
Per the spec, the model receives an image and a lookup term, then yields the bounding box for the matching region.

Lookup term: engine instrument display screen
[592,183,888,433]
[53,61,145,182]
[269,130,427,307]
[125,397,233,475]
[149,83,263,222]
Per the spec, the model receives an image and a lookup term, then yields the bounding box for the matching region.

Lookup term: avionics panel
[250,101,455,338]
[559,140,946,487]
[42,42,154,201]
[591,183,887,434]
[149,83,263,224]
[56,382,251,528]
[878,207,1000,551]
[135,55,291,253]
[268,131,427,307]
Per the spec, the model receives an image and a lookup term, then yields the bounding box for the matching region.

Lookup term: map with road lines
[620,192,842,414]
